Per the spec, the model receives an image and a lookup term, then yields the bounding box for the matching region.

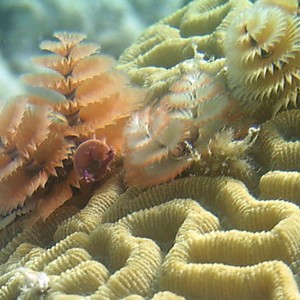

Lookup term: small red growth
[73,139,114,183]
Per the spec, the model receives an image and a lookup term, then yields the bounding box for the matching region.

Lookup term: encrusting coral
[54,175,124,240]
[104,176,300,299]
[256,0,299,14]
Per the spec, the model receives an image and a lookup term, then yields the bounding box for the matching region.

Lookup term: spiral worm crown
[224,4,300,116]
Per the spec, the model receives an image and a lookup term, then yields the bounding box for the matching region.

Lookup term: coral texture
[256,109,300,207]
[117,0,251,101]
[253,109,300,171]
[254,0,298,14]
[259,171,300,205]
[1,176,300,299]
[118,0,300,188]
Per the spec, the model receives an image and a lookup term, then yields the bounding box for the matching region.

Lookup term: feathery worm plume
[0,32,144,228]
[224,1,300,118]
[123,61,234,187]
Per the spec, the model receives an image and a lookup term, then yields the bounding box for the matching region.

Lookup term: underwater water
[0,0,184,102]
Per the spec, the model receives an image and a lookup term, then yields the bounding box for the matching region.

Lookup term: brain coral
[117,0,252,102]
[253,109,300,171]
[255,109,300,209]
[1,176,300,299]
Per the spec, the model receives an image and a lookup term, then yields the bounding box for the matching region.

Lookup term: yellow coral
[253,109,300,171]
[161,260,298,299]
[256,0,299,14]
[118,0,251,101]
[0,205,78,265]
[54,175,123,240]
[1,176,300,298]
[260,170,300,205]
[105,176,300,299]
